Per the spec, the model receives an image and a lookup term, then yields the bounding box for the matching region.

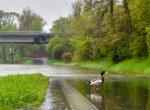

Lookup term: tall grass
[0,74,48,110]
[79,59,113,69]
[24,59,33,64]
[50,59,77,66]
[109,58,150,74]
[50,58,150,75]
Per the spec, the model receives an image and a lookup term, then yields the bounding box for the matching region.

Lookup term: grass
[79,59,113,69]
[49,59,77,66]
[24,59,33,64]
[109,58,150,75]
[0,74,48,110]
[50,58,150,75]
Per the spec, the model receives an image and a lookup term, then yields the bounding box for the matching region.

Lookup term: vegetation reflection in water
[68,76,150,110]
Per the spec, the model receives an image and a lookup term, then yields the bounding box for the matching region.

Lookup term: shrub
[24,59,33,64]
[63,52,72,63]
[130,33,148,58]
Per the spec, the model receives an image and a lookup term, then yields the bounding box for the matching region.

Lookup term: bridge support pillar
[9,43,15,64]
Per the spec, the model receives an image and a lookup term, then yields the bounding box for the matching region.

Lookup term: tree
[19,7,46,31]
[46,36,65,60]
[50,17,73,38]
[48,0,150,62]
[0,10,19,31]
[0,10,19,63]
[18,7,46,58]
[129,0,149,58]
[123,0,132,36]
[72,0,82,19]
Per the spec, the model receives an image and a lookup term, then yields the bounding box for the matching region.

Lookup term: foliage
[72,0,82,19]
[48,0,150,64]
[17,7,47,59]
[130,33,148,58]
[0,11,19,63]
[0,10,19,31]
[50,17,72,37]
[24,59,33,64]
[0,74,48,109]
[131,0,150,33]
[0,8,47,63]
[46,36,64,60]
[146,26,150,58]
[14,54,21,63]
[70,36,93,61]
[63,52,72,63]
[1,0,150,65]
[19,7,46,31]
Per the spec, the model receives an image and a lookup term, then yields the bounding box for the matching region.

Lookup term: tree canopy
[47,0,150,62]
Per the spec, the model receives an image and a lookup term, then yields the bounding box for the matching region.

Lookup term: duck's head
[100,71,108,76]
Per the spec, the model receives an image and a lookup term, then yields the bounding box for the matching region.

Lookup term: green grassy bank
[50,58,150,75]
[0,74,48,110]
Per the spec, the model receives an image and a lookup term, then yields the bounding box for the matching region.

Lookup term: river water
[0,64,150,110]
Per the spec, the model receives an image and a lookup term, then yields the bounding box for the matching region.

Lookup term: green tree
[0,10,19,63]
[0,10,19,31]
[18,7,46,59]
[129,0,149,58]
[19,7,46,31]
[72,0,82,19]
[48,0,150,62]
[46,36,64,60]
[50,17,72,38]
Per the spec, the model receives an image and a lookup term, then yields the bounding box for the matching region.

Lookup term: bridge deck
[0,32,54,44]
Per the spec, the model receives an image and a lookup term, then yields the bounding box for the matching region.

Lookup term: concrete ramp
[60,80,99,110]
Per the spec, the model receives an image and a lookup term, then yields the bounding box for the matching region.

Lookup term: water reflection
[68,76,150,110]
[86,93,104,110]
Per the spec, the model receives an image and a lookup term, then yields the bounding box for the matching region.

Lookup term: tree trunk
[110,0,115,33]
[123,0,132,35]
[2,44,7,63]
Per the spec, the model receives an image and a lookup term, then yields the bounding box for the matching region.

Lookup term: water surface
[67,76,150,110]
[0,64,150,110]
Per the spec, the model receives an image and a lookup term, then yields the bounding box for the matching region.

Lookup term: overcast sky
[0,0,75,32]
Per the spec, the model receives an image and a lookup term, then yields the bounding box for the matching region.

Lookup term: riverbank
[50,58,150,75]
[0,74,48,110]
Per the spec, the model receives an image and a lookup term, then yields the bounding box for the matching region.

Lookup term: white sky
[0,0,75,32]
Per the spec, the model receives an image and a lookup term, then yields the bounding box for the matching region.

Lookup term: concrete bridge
[0,32,55,44]
[0,32,59,63]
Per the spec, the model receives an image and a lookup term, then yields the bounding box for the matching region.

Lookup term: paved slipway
[0,63,99,110]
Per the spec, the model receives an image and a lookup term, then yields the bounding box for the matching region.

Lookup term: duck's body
[89,76,104,85]
[89,71,107,93]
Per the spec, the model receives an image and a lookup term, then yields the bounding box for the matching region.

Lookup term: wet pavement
[0,64,99,110]
[40,78,71,110]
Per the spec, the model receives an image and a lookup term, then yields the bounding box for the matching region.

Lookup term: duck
[89,71,108,92]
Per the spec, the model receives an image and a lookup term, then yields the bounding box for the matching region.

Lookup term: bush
[51,44,64,60]
[146,26,150,58]
[46,36,63,55]
[70,36,93,61]
[63,52,72,63]
[24,59,33,64]
[130,33,148,58]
